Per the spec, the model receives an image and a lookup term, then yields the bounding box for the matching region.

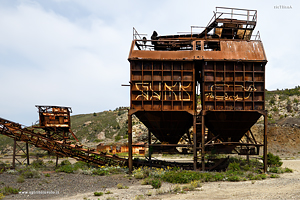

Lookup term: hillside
[1,86,300,157]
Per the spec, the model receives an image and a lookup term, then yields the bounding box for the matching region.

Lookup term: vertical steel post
[246,131,249,164]
[128,113,133,174]
[263,113,268,173]
[26,142,30,166]
[201,113,205,171]
[12,139,16,169]
[148,128,151,162]
[56,155,59,167]
[193,115,197,170]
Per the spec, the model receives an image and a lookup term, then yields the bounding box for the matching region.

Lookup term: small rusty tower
[35,105,78,142]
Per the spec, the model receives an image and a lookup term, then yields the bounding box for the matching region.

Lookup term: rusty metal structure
[0,106,193,169]
[35,105,79,142]
[0,106,127,167]
[128,7,268,171]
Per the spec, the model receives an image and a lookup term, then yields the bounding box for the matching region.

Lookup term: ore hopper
[127,7,268,171]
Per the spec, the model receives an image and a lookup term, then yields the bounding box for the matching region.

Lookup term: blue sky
[0,0,299,125]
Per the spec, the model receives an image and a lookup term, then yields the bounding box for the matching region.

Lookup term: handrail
[215,7,257,22]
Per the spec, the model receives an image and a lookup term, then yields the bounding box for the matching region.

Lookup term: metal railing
[215,7,257,22]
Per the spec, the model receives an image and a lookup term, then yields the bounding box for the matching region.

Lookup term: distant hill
[1,86,300,156]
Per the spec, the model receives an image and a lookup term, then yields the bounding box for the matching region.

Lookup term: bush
[267,153,283,167]
[73,161,89,170]
[1,186,20,195]
[21,169,40,178]
[134,171,146,179]
[17,175,25,183]
[284,168,293,173]
[270,174,280,178]
[162,170,201,184]
[60,160,71,166]
[56,165,74,173]
[150,179,161,189]
[117,183,128,189]
[269,97,275,105]
[227,162,241,171]
[190,180,202,188]
[92,168,108,176]
[94,192,103,196]
[31,159,45,168]
[227,175,240,182]
[172,184,181,193]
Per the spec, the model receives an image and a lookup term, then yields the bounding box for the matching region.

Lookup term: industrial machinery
[127,7,267,171]
[0,7,268,172]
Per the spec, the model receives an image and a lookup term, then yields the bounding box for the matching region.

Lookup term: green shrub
[190,180,202,188]
[182,184,195,191]
[17,175,25,183]
[227,175,240,182]
[284,168,293,173]
[115,135,121,141]
[92,168,108,176]
[269,97,275,105]
[117,183,128,189]
[45,173,50,177]
[21,169,40,178]
[59,160,71,166]
[212,173,225,181]
[270,174,280,178]
[162,170,201,184]
[73,161,89,170]
[31,159,45,168]
[150,179,161,189]
[269,167,282,173]
[1,186,20,195]
[227,162,241,171]
[267,153,283,167]
[172,184,181,193]
[141,177,151,185]
[94,191,103,196]
[134,171,146,179]
[56,164,74,173]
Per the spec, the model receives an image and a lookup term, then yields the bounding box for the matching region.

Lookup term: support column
[148,128,152,164]
[26,143,30,166]
[12,139,16,169]
[56,155,59,167]
[201,113,205,171]
[246,131,250,164]
[263,113,268,173]
[193,115,197,170]
[128,113,133,174]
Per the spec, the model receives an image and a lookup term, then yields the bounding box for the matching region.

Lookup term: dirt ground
[1,159,300,200]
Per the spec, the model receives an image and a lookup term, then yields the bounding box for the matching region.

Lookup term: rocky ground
[0,158,299,200]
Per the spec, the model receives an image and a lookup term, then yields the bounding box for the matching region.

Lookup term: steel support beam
[12,139,16,169]
[263,113,268,173]
[201,113,205,171]
[193,115,197,170]
[128,113,133,174]
[148,128,152,169]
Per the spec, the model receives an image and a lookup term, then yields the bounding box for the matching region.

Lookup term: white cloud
[0,1,299,125]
